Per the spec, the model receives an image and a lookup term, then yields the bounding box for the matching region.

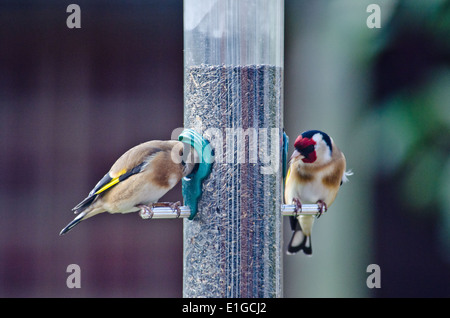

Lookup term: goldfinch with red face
[60,140,197,235]
[285,130,351,255]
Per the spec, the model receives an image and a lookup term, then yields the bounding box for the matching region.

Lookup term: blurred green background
[0,0,449,297]
[284,0,450,297]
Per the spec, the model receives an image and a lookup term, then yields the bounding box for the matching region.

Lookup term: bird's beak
[290,149,302,161]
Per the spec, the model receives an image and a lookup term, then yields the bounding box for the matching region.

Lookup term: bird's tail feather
[72,194,97,214]
[287,222,313,255]
[287,230,312,255]
[59,211,87,235]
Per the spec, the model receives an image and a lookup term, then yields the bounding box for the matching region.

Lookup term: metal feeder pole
[141,205,323,220]
[183,0,284,297]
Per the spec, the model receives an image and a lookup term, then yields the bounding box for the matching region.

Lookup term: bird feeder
[182,0,285,298]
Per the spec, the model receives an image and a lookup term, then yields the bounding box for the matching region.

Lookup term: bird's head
[172,142,200,178]
[291,130,333,164]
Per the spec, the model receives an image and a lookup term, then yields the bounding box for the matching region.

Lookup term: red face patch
[294,136,315,149]
[294,137,317,163]
[301,151,317,163]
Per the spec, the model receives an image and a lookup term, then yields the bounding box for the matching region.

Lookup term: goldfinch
[60,140,198,235]
[285,130,351,255]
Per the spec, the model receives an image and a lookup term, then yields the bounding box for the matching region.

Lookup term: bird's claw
[316,200,327,218]
[138,204,154,219]
[293,198,302,218]
[169,201,182,218]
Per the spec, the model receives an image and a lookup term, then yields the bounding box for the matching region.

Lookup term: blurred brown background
[1,0,184,297]
[1,0,449,297]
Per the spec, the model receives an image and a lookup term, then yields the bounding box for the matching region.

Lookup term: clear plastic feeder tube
[183,0,284,298]
[184,0,284,67]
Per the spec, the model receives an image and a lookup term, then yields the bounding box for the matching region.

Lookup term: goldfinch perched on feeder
[285,130,352,255]
[60,140,198,235]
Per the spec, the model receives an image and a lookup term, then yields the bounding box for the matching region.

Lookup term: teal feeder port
[282,130,289,182]
[178,128,214,220]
